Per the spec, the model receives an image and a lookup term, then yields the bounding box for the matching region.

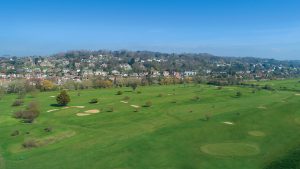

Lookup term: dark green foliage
[236,91,242,97]
[56,90,70,106]
[123,96,130,100]
[262,84,274,91]
[89,98,98,104]
[116,91,123,95]
[265,147,300,169]
[144,101,152,107]
[192,96,200,101]
[130,83,138,91]
[44,127,52,132]
[107,106,114,112]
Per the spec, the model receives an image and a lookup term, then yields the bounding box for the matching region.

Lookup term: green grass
[0,82,300,169]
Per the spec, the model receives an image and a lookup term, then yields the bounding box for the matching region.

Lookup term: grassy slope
[0,83,300,169]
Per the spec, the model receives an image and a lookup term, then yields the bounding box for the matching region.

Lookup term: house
[184,71,197,76]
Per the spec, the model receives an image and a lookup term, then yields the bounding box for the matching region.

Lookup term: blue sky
[1,0,300,59]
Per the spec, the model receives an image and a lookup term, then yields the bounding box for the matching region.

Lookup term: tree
[130,82,138,91]
[236,91,242,97]
[56,90,70,106]
[42,80,54,91]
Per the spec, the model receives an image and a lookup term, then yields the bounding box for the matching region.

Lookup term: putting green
[201,143,260,156]
[248,131,266,137]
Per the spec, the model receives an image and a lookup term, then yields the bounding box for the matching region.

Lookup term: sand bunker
[85,109,100,114]
[71,106,85,108]
[223,121,234,125]
[50,96,56,98]
[131,105,140,108]
[257,106,267,109]
[201,143,260,156]
[295,94,300,96]
[76,113,91,116]
[248,131,266,137]
[62,106,70,109]
[120,101,128,104]
[47,109,59,113]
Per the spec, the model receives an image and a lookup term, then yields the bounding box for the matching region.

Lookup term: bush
[12,99,24,107]
[116,91,123,95]
[13,102,40,123]
[107,106,114,112]
[171,99,177,103]
[192,96,200,101]
[44,127,52,132]
[89,98,98,104]
[130,83,138,91]
[22,140,37,148]
[56,90,70,106]
[133,107,140,112]
[157,93,163,97]
[123,96,130,101]
[204,113,211,121]
[11,130,20,136]
[137,91,142,94]
[144,101,152,107]
[236,91,242,97]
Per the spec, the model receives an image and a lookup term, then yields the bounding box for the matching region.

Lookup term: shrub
[137,91,142,94]
[204,113,211,121]
[11,130,20,136]
[89,98,98,104]
[44,127,52,132]
[236,91,242,97]
[144,101,152,107]
[12,99,24,107]
[56,90,70,106]
[22,140,37,148]
[107,106,114,112]
[130,83,138,91]
[171,99,177,103]
[116,91,123,95]
[192,96,200,101]
[123,96,130,101]
[158,93,163,97]
[13,102,40,123]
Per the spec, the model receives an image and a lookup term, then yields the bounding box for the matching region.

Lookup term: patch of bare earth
[76,113,91,116]
[85,109,100,114]
[131,105,140,108]
[71,106,85,108]
[47,109,59,113]
[248,131,266,137]
[257,106,267,109]
[223,121,234,125]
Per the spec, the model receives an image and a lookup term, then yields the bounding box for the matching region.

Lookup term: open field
[1,82,300,169]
